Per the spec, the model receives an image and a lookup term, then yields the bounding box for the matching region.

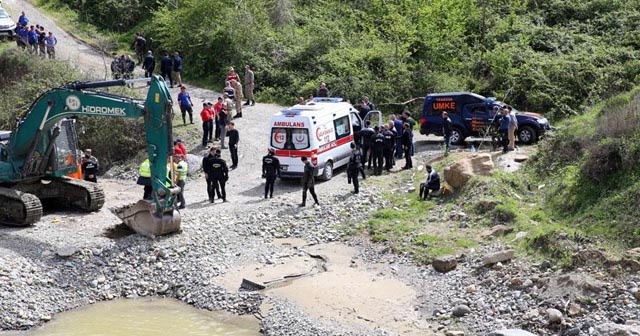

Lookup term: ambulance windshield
[271,128,310,150]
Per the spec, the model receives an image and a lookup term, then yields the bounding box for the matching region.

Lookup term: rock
[452,305,471,317]
[96,275,106,284]
[547,308,563,324]
[474,199,499,213]
[596,323,640,335]
[513,155,528,163]
[510,277,523,287]
[482,250,515,266]
[479,225,514,239]
[522,279,534,288]
[488,329,537,336]
[540,273,604,300]
[514,231,528,241]
[432,255,458,273]
[56,246,78,258]
[635,290,640,301]
[444,153,494,189]
[568,303,581,316]
[445,331,465,336]
[407,187,416,193]
[540,260,552,270]
[465,284,477,293]
[563,327,580,336]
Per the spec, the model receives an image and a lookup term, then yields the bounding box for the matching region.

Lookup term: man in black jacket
[160,53,173,87]
[347,142,362,194]
[358,120,375,170]
[262,148,280,199]
[300,156,319,207]
[227,122,239,169]
[382,124,396,171]
[143,50,155,78]
[370,126,385,175]
[203,148,228,203]
[81,149,99,183]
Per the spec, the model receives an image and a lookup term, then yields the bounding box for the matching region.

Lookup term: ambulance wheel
[321,161,334,181]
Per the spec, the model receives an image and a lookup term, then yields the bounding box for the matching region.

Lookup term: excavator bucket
[111,200,181,238]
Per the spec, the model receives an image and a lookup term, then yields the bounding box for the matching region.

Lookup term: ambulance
[269,97,381,180]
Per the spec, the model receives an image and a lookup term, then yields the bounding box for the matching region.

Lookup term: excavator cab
[50,119,81,177]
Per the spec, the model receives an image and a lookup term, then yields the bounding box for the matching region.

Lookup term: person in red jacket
[174,139,187,156]
[200,102,214,147]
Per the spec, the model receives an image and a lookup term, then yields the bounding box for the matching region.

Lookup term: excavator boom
[0,76,181,237]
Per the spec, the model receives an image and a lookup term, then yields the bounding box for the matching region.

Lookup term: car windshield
[0,9,9,18]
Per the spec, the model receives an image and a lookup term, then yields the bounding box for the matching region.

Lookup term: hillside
[33,0,640,119]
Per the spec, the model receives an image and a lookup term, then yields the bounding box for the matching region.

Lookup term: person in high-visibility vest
[174,154,188,209]
[136,158,152,200]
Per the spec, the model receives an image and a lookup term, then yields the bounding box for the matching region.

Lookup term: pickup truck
[419,92,551,145]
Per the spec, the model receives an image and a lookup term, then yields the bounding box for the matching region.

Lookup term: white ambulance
[269,97,381,180]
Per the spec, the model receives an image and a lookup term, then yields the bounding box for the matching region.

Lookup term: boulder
[540,273,604,300]
[482,249,515,266]
[432,255,458,273]
[444,153,494,189]
[479,225,514,239]
[596,323,640,336]
[452,304,471,317]
[56,246,78,258]
[546,308,563,324]
[487,330,537,336]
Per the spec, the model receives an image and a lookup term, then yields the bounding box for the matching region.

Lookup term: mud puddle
[219,238,432,335]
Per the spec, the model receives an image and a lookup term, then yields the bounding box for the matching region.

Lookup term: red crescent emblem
[274,130,284,144]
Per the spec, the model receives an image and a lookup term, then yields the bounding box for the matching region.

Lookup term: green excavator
[0,75,181,237]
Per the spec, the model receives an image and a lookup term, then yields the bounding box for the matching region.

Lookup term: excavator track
[54,177,105,211]
[0,187,43,226]
[16,177,105,213]
[111,200,181,238]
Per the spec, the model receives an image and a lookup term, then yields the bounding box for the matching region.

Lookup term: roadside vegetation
[30,0,640,119]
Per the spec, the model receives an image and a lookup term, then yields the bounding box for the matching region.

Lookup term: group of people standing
[13,12,57,59]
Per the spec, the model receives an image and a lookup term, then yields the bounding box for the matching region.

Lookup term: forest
[34,0,640,120]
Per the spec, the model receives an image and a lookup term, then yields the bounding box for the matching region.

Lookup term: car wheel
[321,161,333,181]
[518,126,537,145]
[450,127,465,145]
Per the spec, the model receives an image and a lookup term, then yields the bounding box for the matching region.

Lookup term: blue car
[419,92,551,145]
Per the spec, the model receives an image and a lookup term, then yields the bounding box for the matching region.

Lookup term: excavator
[0,75,181,237]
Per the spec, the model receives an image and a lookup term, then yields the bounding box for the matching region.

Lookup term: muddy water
[13,298,259,336]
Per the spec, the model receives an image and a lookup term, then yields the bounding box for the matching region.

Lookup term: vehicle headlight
[537,118,548,124]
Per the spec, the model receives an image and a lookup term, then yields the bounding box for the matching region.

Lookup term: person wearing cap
[262,148,280,199]
[347,142,362,194]
[243,65,255,106]
[230,79,243,118]
[174,154,188,209]
[226,66,239,83]
[200,102,214,147]
[143,50,155,78]
[203,148,228,203]
[174,139,187,156]
[299,156,319,207]
[81,149,99,183]
[177,85,194,125]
